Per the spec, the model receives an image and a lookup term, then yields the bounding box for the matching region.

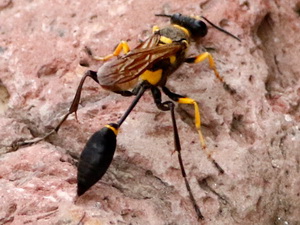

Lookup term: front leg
[93,41,130,61]
[185,52,223,82]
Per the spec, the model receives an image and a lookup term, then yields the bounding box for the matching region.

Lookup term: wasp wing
[97,34,184,87]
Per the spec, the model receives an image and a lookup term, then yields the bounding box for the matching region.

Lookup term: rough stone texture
[0,0,299,224]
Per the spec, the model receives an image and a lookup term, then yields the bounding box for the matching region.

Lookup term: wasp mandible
[18,13,240,220]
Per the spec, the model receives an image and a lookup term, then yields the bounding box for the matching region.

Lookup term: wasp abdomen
[77,124,118,196]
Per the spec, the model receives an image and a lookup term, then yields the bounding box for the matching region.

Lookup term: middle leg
[162,86,224,173]
[151,86,204,220]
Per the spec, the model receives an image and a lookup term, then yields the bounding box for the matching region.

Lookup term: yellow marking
[173,24,190,37]
[105,124,119,136]
[178,97,206,149]
[192,15,201,20]
[140,69,162,85]
[181,39,189,47]
[93,41,130,61]
[194,52,223,82]
[169,55,176,64]
[159,36,173,44]
[152,25,160,33]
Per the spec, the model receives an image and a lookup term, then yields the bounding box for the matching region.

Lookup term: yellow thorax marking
[159,36,173,44]
[105,124,118,135]
[140,69,163,85]
[169,55,176,64]
[173,24,190,37]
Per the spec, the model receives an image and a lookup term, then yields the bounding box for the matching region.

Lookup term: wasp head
[156,13,208,38]
[155,13,241,41]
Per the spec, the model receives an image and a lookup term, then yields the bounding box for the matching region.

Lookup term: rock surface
[0,0,299,224]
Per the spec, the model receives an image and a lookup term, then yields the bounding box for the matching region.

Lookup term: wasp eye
[194,20,208,37]
[170,13,182,24]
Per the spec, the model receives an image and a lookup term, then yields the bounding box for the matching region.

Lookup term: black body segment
[77,124,118,196]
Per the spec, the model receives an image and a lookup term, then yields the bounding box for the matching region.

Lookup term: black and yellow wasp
[18,13,240,220]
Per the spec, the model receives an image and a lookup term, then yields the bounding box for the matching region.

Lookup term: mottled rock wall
[0,0,299,224]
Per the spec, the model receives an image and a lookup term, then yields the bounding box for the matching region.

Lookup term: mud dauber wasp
[17,13,240,220]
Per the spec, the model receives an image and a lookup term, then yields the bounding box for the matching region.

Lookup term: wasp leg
[162,86,206,149]
[151,86,204,220]
[113,90,135,97]
[77,83,148,196]
[185,52,223,82]
[92,41,130,61]
[162,86,224,174]
[13,70,99,148]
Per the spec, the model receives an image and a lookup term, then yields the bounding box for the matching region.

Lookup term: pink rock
[0,0,299,224]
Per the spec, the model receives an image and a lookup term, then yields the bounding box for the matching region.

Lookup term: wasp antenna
[201,16,241,42]
[155,13,172,18]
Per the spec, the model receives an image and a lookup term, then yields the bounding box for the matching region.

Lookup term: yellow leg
[162,86,224,172]
[152,25,160,33]
[178,97,206,150]
[192,52,223,82]
[92,41,130,61]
